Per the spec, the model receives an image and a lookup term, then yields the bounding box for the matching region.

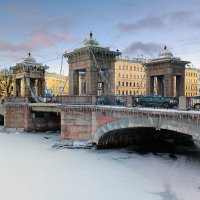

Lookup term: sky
[1,0,200,74]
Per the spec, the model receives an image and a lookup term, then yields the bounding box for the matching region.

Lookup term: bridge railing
[3,97,29,103]
[55,95,97,105]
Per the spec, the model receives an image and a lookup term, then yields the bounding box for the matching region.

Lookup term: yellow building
[115,56,146,95]
[185,65,199,96]
[45,72,68,96]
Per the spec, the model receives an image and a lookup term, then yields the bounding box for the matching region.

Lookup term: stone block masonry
[4,103,27,128]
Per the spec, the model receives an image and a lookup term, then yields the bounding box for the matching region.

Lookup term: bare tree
[0,68,13,98]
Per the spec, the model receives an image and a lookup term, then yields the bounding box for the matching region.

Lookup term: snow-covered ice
[0,128,199,200]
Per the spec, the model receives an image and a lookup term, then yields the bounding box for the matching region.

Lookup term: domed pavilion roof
[158,45,173,58]
[83,32,100,46]
[23,52,37,64]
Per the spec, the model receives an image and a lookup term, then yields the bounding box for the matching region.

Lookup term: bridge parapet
[4,97,29,103]
[56,95,97,105]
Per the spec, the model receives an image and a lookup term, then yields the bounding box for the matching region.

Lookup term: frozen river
[0,128,199,200]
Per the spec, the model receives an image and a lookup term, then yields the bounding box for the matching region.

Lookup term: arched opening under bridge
[97,127,194,150]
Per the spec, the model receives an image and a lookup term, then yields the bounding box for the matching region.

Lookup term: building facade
[45,72,68,96]
[115,55,200,97]
[115,56,146,96]
[185,65,199,96]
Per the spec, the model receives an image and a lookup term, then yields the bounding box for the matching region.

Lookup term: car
[97,95,105,105]
[133,95,178,108]
[115,96,125,105]
[190,96,200,109]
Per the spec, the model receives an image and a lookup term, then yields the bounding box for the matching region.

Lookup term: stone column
[68,67,73,95]
[80,75,86,95]
[108,59,116,95]
[73,70,79,95]
[150,76,154,95]
[145,73,150,95]
[86,67,98,95]
[164,75,174,97]
[42,78,45,96]
[176,75,185,96]
[37,79,44,96]
[14,79,17,96]
[157,76,164,96]
[21,78,26,97]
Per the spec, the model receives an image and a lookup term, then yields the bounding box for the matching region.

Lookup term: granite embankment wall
[4,103,60,132]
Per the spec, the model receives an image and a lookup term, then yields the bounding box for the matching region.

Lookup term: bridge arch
[93,116,198,148]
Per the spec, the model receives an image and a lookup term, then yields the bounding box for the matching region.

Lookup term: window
[130,74,132,79]
[126,82,128,87]
[130,91,132,95]
[122,90,124,95]
[130,82,132,87]
[126,74,128,78]
[130,66,132,71]
[126,90,128,95]
[122,74,124,78]
[122,66,124,70]
[134,66,136,71]
[133,82,136,87]
[118,81,121,86]
[118,90,120,95]
[122,82,124,86]
[118,66,121,70]
[126,65,128,70]
[118,73,121,78]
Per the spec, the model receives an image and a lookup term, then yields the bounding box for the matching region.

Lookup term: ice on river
[0,128,199,200]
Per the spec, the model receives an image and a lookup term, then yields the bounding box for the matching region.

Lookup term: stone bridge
[61,105,200,147]
[1,103,200,147]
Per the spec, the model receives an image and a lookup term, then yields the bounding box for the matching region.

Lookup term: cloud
[169,11,193,25]
[32,27,82,46]
[7,2,75,30]
[117,17,165,32]
[0,40,43,52]
[117,9,200,33]
[8,3,39,21]
[0,26,83,54]
[123,41,163,57]
[168,10,200,30]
